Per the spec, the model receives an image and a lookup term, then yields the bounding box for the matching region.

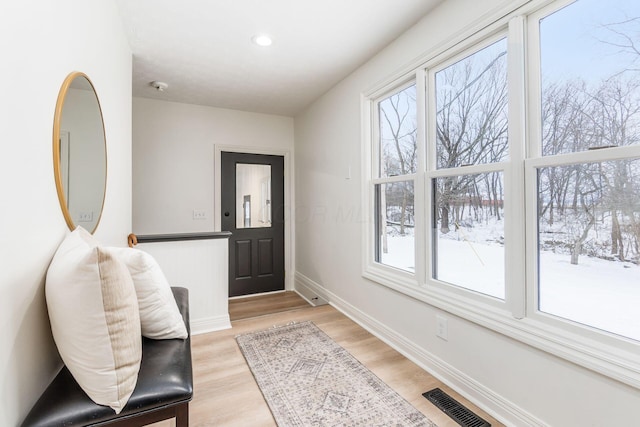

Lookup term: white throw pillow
[108,247,188,340]
[45,227,141,414]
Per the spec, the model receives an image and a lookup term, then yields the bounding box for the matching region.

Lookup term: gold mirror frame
[53,72,107,233]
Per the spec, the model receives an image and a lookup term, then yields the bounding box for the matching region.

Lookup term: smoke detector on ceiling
[149,81,168,91]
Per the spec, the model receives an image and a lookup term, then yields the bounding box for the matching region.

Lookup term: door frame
[214,144,294,292]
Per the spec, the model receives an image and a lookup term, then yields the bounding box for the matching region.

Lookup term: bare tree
[585,77,640,259]
[435,44,508,233]
[599,17,640,76]
[379,87,417,236]
[539,74,640,264]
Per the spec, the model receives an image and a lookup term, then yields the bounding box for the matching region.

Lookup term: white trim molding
[191,314,231,335]
[293,271,547,427]
[214,144,295,291]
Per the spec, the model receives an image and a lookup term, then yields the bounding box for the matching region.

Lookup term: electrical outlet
[436,315,448,341]
[78,212,93,222]
[192,209,206,220]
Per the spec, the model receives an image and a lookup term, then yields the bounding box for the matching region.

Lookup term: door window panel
[236,163,271,229]
[433,172,505,299]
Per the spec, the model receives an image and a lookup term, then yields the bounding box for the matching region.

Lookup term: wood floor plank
[229,291,311,321]
[183,294,504,427]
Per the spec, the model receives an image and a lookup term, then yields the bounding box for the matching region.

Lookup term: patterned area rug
[236,321,437,426]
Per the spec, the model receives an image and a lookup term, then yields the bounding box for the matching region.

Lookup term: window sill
[363,269,640,390]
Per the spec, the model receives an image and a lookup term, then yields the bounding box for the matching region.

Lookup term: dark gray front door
[221,152,285,297]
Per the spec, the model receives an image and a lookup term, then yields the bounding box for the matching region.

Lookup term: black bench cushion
[22,287,193,427]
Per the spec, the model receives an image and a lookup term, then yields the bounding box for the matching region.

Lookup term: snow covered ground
[539,251,640,341]
[381,234,640,341]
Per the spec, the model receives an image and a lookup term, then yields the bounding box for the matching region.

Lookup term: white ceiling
[115,0,444,116]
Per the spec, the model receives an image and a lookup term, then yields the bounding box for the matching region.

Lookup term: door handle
[224,211,230,217]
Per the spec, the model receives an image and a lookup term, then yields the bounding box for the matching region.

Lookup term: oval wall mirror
[53,72,107,233]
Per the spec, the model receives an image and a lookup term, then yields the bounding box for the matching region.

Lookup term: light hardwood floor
[156,293,503,426]
[229,291,311,321]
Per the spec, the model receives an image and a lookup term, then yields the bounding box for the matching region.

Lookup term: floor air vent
[422,388,490,427]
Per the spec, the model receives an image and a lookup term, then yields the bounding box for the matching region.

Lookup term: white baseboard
[294,276,329,306]
[294,271,546,427]
[191,314,231,335]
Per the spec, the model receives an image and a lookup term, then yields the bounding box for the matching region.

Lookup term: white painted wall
[0,1,131,425]
[293,0,640,425]
[136,239,231,334]
[132,97,294,234]
[132,99,295,317]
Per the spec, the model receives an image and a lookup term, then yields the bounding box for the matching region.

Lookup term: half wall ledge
[130,231,232,246]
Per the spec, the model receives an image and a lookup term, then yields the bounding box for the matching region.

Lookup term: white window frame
[363,77,423,291]
[424,29,522,315]
[361,0,640,389]
[524,0,640,370]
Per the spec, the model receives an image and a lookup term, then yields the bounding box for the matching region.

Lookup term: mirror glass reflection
[54,73,106,233]
[236,163,271,229]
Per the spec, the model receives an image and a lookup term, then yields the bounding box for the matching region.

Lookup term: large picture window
[365,0,640,387]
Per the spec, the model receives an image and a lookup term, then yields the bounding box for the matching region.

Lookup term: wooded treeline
[379,17,640,265]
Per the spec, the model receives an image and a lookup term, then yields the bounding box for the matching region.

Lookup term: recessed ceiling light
[252,34,273,47]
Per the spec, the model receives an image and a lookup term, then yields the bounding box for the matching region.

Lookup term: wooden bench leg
[176,402,189,427]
